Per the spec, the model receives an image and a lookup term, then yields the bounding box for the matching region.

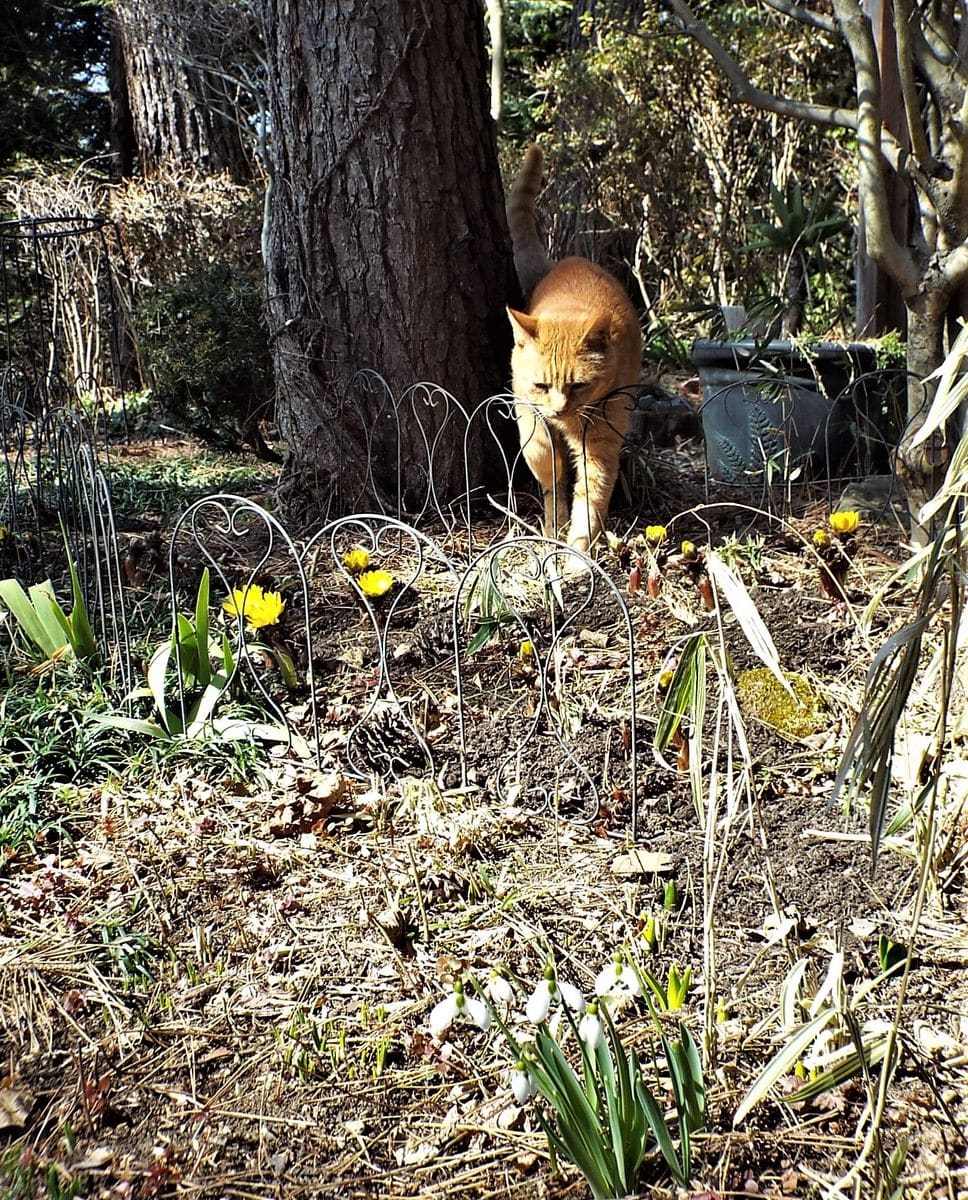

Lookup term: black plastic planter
[692,338,879,483]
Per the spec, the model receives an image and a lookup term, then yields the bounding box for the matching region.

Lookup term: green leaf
[194,568,212,688]
[88,714,170,739]
[655,633,706,753]
[0,578,70,659]
[147,640,180,735]
[29,582,74,654]
[467,617,498,655]
[784,1032,889,1103]
[733,1009,838,1125]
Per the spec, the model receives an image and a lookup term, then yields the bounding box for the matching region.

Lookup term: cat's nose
[550,391,569,414]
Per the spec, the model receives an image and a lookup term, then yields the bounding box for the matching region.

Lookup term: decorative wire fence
[0,215,133,438]
[1,257,909,840]
[1,216,134,694]
[161,372,649,836]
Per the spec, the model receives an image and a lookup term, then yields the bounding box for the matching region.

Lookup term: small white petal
[510,1067,537,1105]
[595,965,619,995]
[429,994,460,1038]
[623,969,643,998]
[579,1011,603,1050]
[556,980,587,1013]
[464,996,491,1031]
[487,974,515,1005]
[526,980,553,1024]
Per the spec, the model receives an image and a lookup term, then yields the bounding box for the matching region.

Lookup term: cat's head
[507,307,615,417]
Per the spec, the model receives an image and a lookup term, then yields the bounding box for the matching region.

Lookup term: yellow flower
[829,510,860,535]
[658,669,674,690]
[645,524,668,544]
[680,540,697,561]
[222,584,285,630]
[357,569,394,598]
[343,547,370,572]
[812,528,832,549]
[519,639,534,659]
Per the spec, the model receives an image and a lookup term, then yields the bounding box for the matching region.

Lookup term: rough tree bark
[669,0,968,528]
[258,0,515,523]
[111,0,251,180]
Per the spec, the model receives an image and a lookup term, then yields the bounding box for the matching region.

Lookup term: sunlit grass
[104,449,279,520]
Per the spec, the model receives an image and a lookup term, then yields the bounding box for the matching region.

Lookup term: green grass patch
[104,450,278,521]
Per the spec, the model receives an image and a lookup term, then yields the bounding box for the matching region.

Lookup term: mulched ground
[1,436,966,1200]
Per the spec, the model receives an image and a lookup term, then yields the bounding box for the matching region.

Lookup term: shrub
[135,263,278,460]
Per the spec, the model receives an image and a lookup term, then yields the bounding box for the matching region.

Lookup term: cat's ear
[583,323,611,354]
[508,307,539,344]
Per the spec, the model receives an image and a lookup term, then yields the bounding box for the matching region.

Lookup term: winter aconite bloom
[428,980,490,1039]
[644,524,668,545]
[222,584,285,630]
[829,510,860,535]
[526,965,586,1024]
[342,547,371,572]
[812,528,832,550]
[357,569,394,598]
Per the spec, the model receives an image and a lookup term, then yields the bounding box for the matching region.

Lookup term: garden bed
[1,434,966,1200]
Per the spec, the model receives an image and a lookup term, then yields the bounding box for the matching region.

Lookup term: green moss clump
[736,668,826,738]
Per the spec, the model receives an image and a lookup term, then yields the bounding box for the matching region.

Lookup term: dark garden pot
[691,338,880,482]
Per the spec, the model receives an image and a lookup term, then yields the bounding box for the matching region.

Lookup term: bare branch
[831,0,920,293]
[762,0,836,35]
[666,0,858,130]
[892,0,945,176]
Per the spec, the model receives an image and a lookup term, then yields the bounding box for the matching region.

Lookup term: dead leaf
[0,1086,34,1130]
[75,1147,114,1170]
[611,848,674,876]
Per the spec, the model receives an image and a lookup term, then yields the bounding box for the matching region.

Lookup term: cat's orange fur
[506,145,641,553]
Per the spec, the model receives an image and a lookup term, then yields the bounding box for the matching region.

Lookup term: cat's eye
[533,382,550,393]
[570,382,588,392]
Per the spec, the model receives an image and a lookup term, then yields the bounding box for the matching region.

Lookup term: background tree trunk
[111,0,251,180]
[258,0,515,523]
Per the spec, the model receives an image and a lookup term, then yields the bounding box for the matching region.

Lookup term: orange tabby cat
[506,144,641,553]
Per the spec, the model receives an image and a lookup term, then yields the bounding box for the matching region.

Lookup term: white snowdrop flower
[429,992,462,1038]
[463,994,491,1032]
[526,978,555,1025]
[486,972,515,1006]
[578,1003,603,1050]
[556,979,587,1014]
[527,965,586,1025]
[428,981,489,1039]
[509,1061,537,1105]
[595,954,642,999]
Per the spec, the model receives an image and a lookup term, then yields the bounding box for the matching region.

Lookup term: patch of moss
[736,667,826,739]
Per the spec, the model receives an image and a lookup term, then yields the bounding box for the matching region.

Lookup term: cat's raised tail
[506,144,554,300]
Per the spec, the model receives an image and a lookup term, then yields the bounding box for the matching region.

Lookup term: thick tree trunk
[258,0,515,523]
[112,0,251,180]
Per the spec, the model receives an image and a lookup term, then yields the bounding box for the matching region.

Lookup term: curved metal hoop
[453,536,639,832]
